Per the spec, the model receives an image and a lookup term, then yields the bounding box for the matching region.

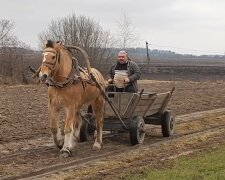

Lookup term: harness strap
[46,57,99,89]
[42,49,103,89]
[46,57,77,88]
[81,80,86,92]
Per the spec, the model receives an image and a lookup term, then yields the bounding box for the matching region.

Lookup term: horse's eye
[52,56,56,59]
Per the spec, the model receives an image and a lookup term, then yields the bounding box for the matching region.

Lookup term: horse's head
[39,40,62,82]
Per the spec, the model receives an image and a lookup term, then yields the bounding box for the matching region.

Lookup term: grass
[126,145,225,180]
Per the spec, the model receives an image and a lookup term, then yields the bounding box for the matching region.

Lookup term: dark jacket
[108,60,141,91]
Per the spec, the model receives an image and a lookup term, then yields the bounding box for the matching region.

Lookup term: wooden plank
[144,93,171,116]
[123,93,140,118]
[143,94,157,117]
[131,94,156,117]
[118,93,134,104]
[104,91,170,119]
[140,93,156,100]
[158,93,171,113]
[119,104,130,115]
[104,93,120,118]
[145,103,165,116]
[152,93,169,104]
[133,111,145,117]
[148,103,163,111]
[106,93,120,105]
[144,93,169,116]
[151,101,168,106]
[104,102,120,117]
[146,109,160,116]
[150,103,164,109]
[104,92,139,118]
[133,105,149,112]
[119,93,136,116]
[104,110,114,117]
[137,98,155,106]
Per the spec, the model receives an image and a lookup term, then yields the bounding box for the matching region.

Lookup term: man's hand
[124,77,130,83]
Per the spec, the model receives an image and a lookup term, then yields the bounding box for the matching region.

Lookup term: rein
[42,49,60,71]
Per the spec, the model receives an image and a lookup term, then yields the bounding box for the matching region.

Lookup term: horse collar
[45,58,80,88]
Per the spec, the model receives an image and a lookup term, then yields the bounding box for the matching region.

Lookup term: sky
[0,0,225,55]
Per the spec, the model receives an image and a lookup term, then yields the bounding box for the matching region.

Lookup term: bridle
[41,47,86,88]
[29,43,106,93]
[41,49,60,73]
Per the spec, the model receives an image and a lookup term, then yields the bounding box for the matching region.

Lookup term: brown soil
[0,80,225,179]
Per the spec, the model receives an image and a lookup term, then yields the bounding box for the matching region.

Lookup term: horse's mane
[60,45,73,59]
[45,40,54,48]
[45,40,73,59]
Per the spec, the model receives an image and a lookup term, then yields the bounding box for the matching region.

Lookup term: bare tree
[116,13,137,49]
[0,19,14,43]
[0,19,31,84]
[0,19,17,53]
[39,14,115,69]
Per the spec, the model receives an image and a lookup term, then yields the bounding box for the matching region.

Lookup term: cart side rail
[143,87,175,117]
[130,93,157,118]
[104,92,140,118]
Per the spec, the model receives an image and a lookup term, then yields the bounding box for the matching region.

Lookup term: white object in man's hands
[114,70,128,88]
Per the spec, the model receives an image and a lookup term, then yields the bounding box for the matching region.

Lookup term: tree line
[0,13,137,84]
[5,13,222,84]
[0,19,32,84]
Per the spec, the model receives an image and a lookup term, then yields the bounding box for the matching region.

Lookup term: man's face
[118,54,128,64]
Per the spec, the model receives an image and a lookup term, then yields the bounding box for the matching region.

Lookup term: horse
[39,40,105,157]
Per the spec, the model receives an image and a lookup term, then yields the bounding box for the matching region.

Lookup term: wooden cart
[80,87,175,145]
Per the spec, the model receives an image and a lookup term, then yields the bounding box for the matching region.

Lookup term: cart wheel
[161,110,175,137]
[129,116,145,145]
[80,113,95,142]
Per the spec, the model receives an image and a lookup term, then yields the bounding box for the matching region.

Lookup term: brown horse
[39,40,105,157]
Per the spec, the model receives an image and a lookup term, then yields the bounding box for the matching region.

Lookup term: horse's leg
[49,106,64,149]
[92,96,104,150]
[60,106,76,157]
[73,111,82,142]
[49,103,64,149]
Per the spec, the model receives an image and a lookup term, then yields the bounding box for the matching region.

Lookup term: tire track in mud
[4,124,225,180]
[1,109,225,180]
[176,108,225,124]
[1,137,159,180]
[0,133,130,165]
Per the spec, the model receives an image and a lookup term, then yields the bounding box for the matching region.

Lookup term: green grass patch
[126,145,225,180]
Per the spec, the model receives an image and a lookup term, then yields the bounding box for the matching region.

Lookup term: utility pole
[146,41,150,73]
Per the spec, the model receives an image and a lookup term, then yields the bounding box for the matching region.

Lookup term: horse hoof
[59,149,71,158]
[54,139,64,150]
[57,144,63,150]
[92,142,101,150]
[59,152,70,158]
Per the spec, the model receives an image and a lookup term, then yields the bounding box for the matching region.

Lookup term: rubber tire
[80,113,95,142]
[129,116,145,146]
[161,111,175,137]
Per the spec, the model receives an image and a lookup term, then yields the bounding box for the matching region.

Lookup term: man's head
[117,50,128,64]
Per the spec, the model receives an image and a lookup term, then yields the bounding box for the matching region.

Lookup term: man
[107,50,141,92]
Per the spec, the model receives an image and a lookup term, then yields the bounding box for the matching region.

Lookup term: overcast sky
[0,0,225,55]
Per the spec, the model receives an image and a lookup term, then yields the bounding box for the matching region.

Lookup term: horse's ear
[56,40,62,45]
[53,41,62,51]
[45,40,54,48]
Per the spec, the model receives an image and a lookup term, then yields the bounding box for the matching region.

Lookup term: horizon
[1,46,224,58]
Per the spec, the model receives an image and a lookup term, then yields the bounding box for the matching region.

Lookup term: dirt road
[0,80,225,179]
